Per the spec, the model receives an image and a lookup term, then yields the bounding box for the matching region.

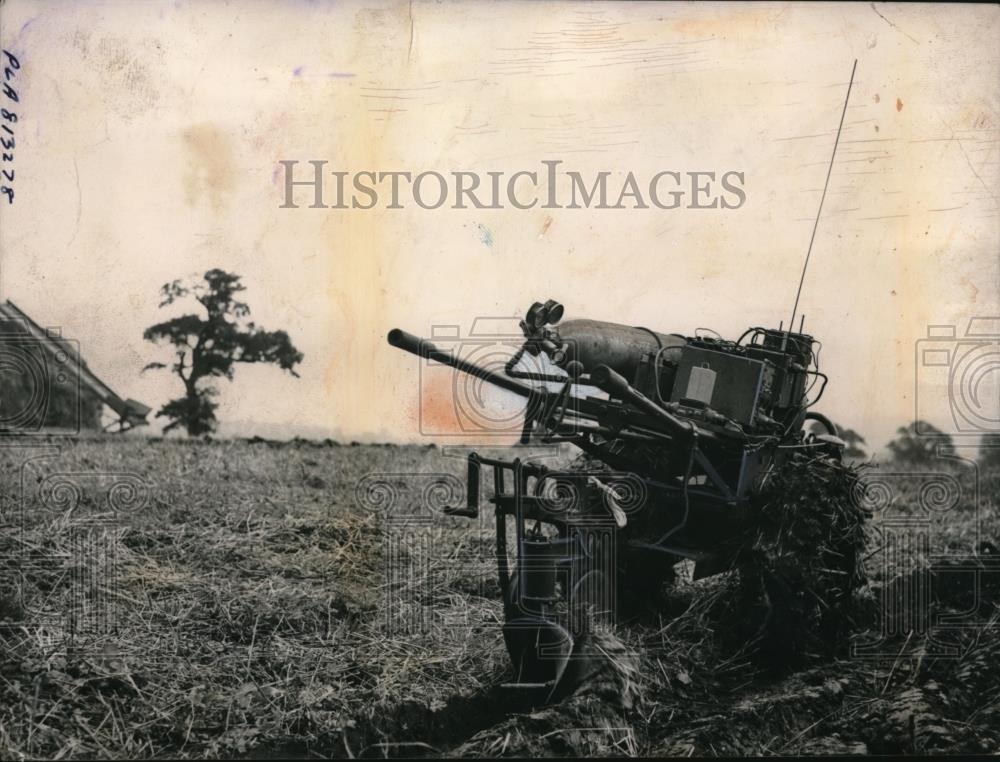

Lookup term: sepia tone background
[0,0,996,450]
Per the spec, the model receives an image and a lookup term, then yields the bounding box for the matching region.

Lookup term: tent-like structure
[0,300,150,432]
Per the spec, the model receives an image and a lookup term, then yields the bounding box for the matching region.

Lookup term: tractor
[387,302,859,694]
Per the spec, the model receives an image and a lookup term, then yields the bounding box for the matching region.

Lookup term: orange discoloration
[960,276,979,303]
[669,6,773,37]
[414,372,465,434]
[874,93,880,103]
[896,97,904,112]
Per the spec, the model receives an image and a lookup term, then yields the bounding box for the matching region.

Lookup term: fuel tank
[551,319,686,379]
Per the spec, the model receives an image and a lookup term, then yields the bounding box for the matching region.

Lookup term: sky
[0,0,997,453]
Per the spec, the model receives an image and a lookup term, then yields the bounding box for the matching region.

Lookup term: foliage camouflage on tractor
[725,453,872,668]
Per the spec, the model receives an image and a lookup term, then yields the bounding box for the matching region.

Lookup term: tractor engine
[517,298,823,442]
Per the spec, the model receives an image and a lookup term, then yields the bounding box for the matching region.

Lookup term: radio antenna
[784,59,857,350]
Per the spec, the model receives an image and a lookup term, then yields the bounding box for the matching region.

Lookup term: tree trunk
[184,378,201,437]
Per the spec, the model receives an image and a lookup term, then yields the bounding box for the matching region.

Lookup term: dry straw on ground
[1,438,998,758]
